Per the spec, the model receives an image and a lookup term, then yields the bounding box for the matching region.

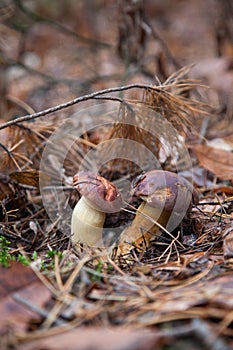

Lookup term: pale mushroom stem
[117,201,170,255]
[71,196,105,248]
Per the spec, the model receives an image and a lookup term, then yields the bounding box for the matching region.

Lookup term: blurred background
[0,0,232,130]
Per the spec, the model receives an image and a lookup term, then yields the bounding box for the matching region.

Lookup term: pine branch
[0,84,161,130]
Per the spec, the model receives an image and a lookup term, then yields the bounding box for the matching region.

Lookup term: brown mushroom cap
[73,171,122,213]
[132,170,198,214]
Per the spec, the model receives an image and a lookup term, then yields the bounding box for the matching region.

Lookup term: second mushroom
[117,170,199,255]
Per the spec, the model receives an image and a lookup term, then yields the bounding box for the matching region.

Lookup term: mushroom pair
[71,170,198,255]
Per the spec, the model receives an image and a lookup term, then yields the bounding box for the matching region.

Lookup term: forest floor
[0,1,233,349]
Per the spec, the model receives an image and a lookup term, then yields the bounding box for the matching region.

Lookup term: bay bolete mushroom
[117,170,199,255]
[71,171,122,248]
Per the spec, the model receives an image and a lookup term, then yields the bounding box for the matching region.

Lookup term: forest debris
[0,173,27,221]
[0,262,51,332]
[16,327,165,350]
[223,226,233,260]
[12,320,233,350]
[0,122,55,173]
[10,170,50,188]
[207,137,233,152]
[192,144,233,180]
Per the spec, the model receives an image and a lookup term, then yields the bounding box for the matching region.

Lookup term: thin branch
[0,83,160,130]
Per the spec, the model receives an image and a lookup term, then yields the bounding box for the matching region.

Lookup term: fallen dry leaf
[208,137,233,152]
[16,327,163,350]
[223,226,233,259]
[224,135,233,149]
[0,261,37,299]
[192,144,233,180]
[0,262,51,332]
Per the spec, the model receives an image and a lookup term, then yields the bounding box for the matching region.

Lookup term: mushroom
[71,171,122,249]
[117,170,199,255]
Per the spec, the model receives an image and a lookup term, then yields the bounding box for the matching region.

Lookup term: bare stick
[0,83,157,130]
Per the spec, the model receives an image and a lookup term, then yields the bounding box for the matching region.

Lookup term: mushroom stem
[71,196,105,247]
[118,201,169,254]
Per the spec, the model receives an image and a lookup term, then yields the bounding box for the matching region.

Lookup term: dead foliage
[193,144,233,181]
[0,262,51,332]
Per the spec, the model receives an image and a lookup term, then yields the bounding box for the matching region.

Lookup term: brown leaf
[0,262,51,332]
[193,144,233,180]
[212,186,233,195]
[0,261,37,299]
[17,327,163,350]
[207,274,233,307]
[223,226,233,259]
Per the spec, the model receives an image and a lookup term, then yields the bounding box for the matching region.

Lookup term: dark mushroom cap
[73,171,122,213]
[132,170,198,214]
